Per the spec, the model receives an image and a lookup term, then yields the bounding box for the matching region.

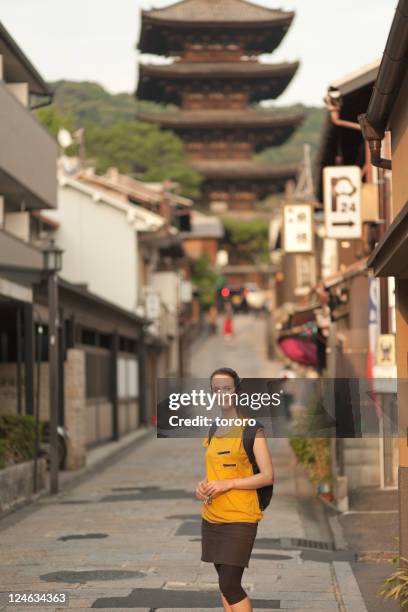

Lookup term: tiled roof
[192,160,299,179]
[143,0,293,24]
[139,60,298,79]
[78,171,162,206]
[137,61,299,103]
[323,257,368,289]
[137,109,305,128]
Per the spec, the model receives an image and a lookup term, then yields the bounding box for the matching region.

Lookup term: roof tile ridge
[225,0,290,16]
[143,0,196,16]
[143,0,293,19]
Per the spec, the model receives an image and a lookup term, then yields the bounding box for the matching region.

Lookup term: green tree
[35,105,75,139]
[48,80,169,128]
[35,106,78,156]
[37,102,201,198]
[84,121,201,198]
[222,218,270,265]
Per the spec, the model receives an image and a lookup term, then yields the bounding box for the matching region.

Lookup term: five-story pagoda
[136,0,303,211]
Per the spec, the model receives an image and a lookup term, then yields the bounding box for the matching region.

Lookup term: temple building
[136,0,303,211]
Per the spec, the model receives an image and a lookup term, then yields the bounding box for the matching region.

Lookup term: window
[117,357,139,400]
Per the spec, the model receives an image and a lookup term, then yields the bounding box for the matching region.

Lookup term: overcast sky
[1,0,396,106]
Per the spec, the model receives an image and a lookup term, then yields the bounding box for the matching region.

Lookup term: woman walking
[195,368,274,611]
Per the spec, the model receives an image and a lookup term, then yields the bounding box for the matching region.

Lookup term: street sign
[324,166,362,239]
[283,203,313,253]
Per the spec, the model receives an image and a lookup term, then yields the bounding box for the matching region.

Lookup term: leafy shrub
[0,439,8,469]
[289,396,332,487]
[290,437,315,466]
[290,434,331,486]
[222,218,270,265]
[0,415,42,468]
[380,558,408,608]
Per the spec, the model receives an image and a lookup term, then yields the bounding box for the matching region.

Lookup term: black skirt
[201,518,258,568]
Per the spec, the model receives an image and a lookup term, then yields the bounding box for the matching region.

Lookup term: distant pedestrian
[207,305,218,336]
[223,303,234,339]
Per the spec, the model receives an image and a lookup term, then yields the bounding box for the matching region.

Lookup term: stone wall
[0,458,47,515]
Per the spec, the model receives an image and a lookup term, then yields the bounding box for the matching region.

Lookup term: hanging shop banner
[145,290,161,320]
[376,334,396,367]
[324,166,362,239]
[283,203,314,253]
[180,280,193,303]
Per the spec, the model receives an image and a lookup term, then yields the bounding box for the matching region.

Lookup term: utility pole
[48,269,59,495]
[42,240,63,495]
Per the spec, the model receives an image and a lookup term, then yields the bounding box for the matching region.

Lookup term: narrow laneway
[0,315,364,611]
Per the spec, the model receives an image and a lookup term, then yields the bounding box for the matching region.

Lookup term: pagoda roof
[139,0,294,55]
[137,109,304,129]
[137,61,299,104]
[137,109,304,149]
[192,159,299,180]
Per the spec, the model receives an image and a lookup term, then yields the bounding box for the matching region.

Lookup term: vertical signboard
[145,290,161,320]
[324,166,362,239]
[283,203,313,253]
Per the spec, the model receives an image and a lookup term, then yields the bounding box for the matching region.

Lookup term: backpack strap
[243,420,274,511]
[243,419,264,472]
[208,421,217,444]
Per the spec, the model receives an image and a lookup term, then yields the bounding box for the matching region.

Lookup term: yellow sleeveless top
[202,425,263,524]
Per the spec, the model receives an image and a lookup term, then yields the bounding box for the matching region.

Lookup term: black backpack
[208,420,273,511]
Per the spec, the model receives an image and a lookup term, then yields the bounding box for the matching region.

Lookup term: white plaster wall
[343,438,381,489]
[152,271,180,314]
[6,82,29,107]
[48,183,138,312]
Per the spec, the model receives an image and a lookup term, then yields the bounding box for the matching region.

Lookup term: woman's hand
[202,479,234,498]
[195,477,208,501]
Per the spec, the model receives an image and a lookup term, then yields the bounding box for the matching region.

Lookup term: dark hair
[210,367,241,391]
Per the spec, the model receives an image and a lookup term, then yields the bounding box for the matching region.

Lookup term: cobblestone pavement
[0,315,368,611]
